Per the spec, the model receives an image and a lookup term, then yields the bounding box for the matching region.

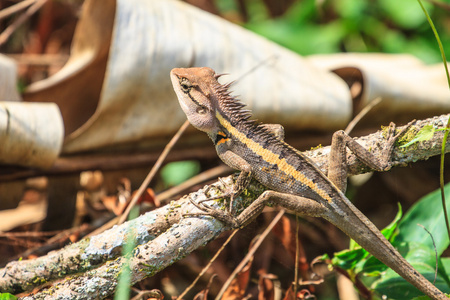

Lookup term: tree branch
[2,114,449,298]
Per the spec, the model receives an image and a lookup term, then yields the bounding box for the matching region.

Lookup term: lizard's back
[220,114,341,205]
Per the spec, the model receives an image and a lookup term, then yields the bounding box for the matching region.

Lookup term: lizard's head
[170,67,221,133]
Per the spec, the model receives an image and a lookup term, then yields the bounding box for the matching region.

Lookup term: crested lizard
[170,67,447,299]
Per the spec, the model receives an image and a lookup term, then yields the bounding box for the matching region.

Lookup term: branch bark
[2,114,449,298]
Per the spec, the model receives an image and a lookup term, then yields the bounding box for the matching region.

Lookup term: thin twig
[417,223,438,285]
[215,209,286,300]
[1,223,91,266]
[130,289,163,300]
[156,165,232,203]
[0,230,62,238]
[233,55,279,82]
[7,53,69,66]
[177,229,239,300]
[117,120,190,224]
[0,0,48,46]
[87,215,119,237]
[0,0,37,21]
[344,97,382,134]
[88,165,230,237]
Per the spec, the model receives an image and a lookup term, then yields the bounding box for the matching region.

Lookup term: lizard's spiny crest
[210,70,284,146]
[212,80,252,125]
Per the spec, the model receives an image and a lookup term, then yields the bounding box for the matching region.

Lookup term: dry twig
[0,0,48,46]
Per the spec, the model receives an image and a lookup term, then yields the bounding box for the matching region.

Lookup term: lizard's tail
[326,197,447,300]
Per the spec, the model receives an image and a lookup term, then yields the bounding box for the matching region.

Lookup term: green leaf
[0,294,18,300]
[160,160,201,187]
[371,242,450,299]
[245,20,345,55]
[333,0,368,20]
[320,253,330,261]
[379,0,433,29]
[400,124,435,148]
[283,0,318,25]
[331,248,368,270]
[395,183,450,255]
[413,296,434,300]
[357,255,387,276]
[380,203,403,242]
[442,257,450,275]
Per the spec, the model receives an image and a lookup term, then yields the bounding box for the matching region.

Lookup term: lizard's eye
[179,78,192,93]
[196,106,208,114]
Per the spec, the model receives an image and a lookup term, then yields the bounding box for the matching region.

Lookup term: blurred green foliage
[217,0,450,63]
[0,294,17,300]
[160,160,201,188]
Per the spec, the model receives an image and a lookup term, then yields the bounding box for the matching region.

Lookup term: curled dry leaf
[0,101,63,168]
[24,0,351,154]
[0,55,63,169]
[308,53,450,124]
[222,255,254,299]
[23,0,115,137]
[257,269,278,300]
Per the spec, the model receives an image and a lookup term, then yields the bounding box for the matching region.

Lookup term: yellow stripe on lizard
[216,111,333,203]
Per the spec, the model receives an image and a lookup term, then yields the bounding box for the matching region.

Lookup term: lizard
[170,66,447,299]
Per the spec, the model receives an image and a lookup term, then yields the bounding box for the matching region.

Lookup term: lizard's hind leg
[328,120,415,192]
[186,190,326,229]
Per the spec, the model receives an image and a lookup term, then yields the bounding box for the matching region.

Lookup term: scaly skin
[170,67,447,299]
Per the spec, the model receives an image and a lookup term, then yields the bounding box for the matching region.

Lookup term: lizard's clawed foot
[183,197,240,228]
[197,178,240,214]
[381,120,416,170]
[183,191,240,228]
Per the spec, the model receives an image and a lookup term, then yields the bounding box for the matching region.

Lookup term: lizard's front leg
[186,124,286,222]
[195,168,251,213]
[186,150,253,220]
